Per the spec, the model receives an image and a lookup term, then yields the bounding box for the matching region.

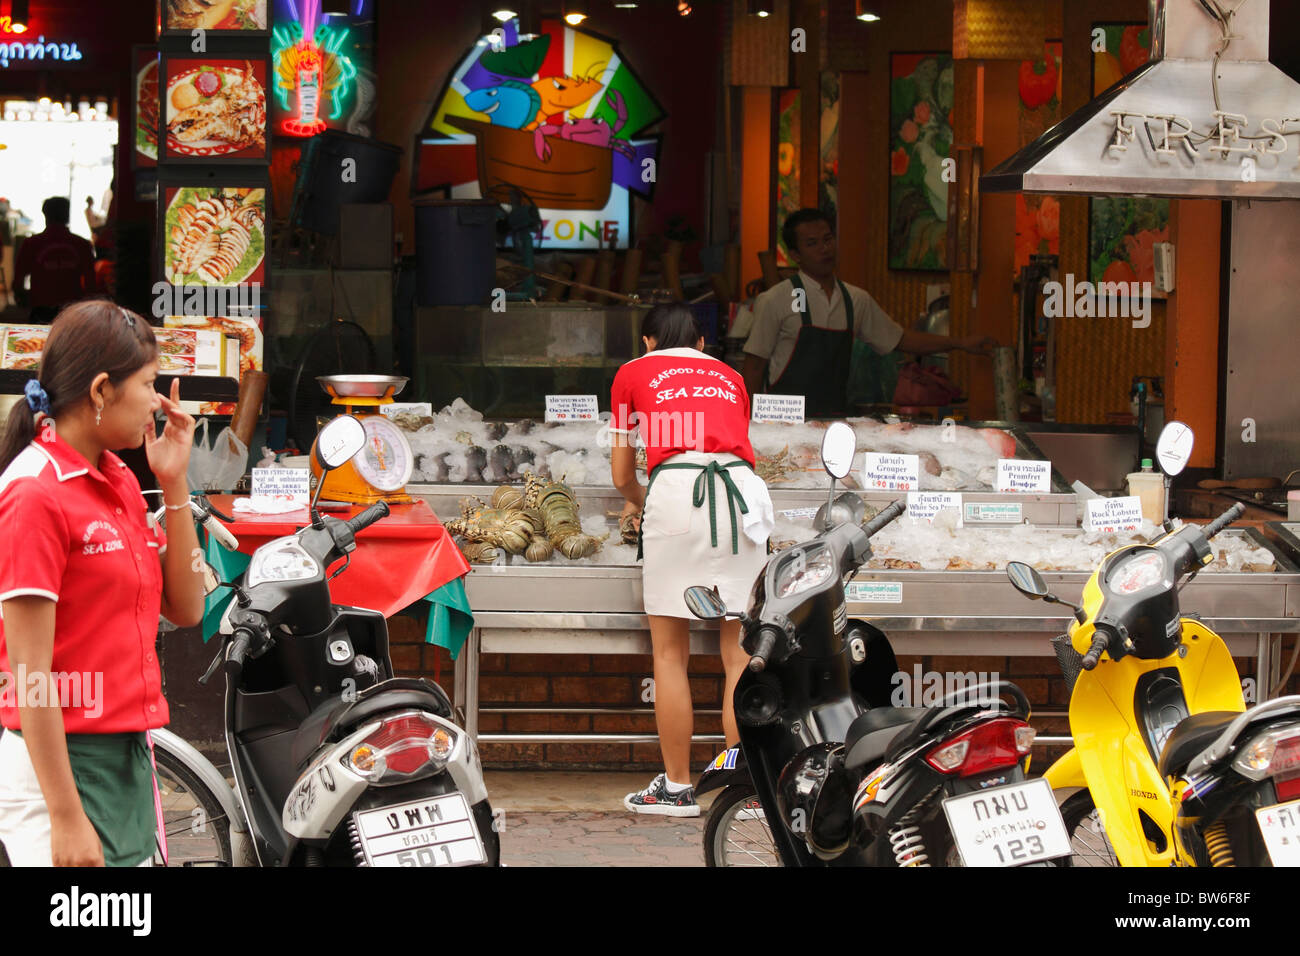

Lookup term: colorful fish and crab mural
[416,17,664,250]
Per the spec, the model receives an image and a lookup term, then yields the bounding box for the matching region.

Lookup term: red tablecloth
[208,496,470,618]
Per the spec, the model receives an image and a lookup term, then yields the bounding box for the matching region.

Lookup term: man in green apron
[742,209,996,417]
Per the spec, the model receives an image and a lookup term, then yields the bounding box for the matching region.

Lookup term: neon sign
[272,0,358,137]
[0,36,82,69]
[0,16,27,34]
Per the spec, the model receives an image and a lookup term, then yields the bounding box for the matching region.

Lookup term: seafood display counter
[410,480,1300,744]
[394,411,1297,745]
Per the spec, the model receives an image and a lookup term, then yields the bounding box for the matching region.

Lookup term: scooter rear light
[344,711,458,783]
[1277,773,1300,802]
[924,718,1026,777]
[1232,723,1300,781]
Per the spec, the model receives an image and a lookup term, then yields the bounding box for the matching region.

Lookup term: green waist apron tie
[638,459,753,559]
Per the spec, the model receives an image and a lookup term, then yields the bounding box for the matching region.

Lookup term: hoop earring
[95,406,102,427]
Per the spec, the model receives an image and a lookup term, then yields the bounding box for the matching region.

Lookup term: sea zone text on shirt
[650,367,742,405]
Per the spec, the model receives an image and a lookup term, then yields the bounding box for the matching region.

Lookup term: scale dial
[353,415,413,492]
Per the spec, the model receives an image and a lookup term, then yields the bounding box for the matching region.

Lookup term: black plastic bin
[413,199,498,307]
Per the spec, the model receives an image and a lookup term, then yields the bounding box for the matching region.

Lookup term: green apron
[13,729,156,867]
[637,458,753,559]
[768,275,855,418]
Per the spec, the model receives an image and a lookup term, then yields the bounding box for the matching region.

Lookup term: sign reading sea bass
[416,17,664,250]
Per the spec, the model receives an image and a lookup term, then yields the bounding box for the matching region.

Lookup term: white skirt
[641,451,771,618]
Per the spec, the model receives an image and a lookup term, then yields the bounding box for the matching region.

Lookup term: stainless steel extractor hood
[983,0,1300,198]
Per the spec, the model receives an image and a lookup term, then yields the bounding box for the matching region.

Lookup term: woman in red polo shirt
[610,305,773,816]
[0,300,204,866]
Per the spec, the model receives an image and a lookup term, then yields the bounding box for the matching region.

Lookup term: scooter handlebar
[346,500,390,536]
[225,629,253,678]
[862,500,907,538]
[748,628,780,673]
[1081,632,1109,671]
[1201,502,1245,541]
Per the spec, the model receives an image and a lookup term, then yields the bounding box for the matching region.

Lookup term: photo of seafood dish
[165,187,266,286]
[136,56,158,162]
[165,59,267,157]
[166,0,267,32]
[2,325,50,370]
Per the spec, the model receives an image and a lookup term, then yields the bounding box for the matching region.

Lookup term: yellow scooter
[1008,493,1300,866]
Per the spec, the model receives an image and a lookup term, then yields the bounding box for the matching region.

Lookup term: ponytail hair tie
[24,378,52,416]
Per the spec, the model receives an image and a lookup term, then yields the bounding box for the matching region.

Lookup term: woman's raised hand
[145,377,197,487]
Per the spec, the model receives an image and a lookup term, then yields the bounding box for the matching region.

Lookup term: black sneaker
[623,773,700,817]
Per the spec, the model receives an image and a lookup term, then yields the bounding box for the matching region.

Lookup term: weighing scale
[311,374,415,505]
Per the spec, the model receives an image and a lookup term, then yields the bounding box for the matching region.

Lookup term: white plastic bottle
[1127,459,1165,524]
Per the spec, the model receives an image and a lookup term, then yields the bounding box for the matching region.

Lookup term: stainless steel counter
[409,483,1299,746]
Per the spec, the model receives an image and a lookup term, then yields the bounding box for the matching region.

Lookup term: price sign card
[906,492,962,525]
[251,468,311,505]
[545,395,599,422]
[1084,496,1144,533]
[862,453,920,492]
[752,394,805,424]
[380,403,433,419]
[996,458,1052,493]
[779,508,820,520]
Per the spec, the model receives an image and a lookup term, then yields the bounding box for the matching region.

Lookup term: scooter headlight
[775,547,835,599]
[246,538,320,587]
[344,711,459,784]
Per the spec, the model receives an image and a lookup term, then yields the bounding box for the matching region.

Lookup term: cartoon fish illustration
[465,82,538,128]
[526,73,602,131]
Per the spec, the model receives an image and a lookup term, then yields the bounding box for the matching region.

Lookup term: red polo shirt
[0,431,168,733]
[609,347,755,473]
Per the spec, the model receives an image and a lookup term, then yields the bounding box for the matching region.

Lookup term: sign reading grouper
[862,453,919,492]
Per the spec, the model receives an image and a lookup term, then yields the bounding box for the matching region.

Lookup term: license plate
[1256,797,1300,866]
[352,793,487,868]
[942,778,1071,867]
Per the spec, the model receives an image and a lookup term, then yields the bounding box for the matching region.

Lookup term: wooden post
[758,249,780,289]
[662,240,685,300]
[571,256,597,302]
[544,260,573,301]
[593,250,616,304]
[619,247,643,297]
[724,243,741,303]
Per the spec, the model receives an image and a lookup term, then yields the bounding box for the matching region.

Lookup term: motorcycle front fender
[696,745,747,797]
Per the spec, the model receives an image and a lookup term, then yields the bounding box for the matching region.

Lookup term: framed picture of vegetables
[159,55,271,164]
[1089,23,1169,294]
[888,53,954,272]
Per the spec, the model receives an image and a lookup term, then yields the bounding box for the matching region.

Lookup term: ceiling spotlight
[10,0,27,32]
[748,0,772,16]
[677,1,691,15]
[855,1,880,22]
[613,2,639,7]
[563,0,588,26]
[491,8,518,21]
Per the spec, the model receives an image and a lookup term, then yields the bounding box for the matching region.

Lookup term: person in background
[13,197,96,324]
[743,208,997,417]
[0,301,203,866]
[610,305,773,816]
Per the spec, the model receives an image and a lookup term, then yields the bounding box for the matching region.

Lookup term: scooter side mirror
[820,422,856,481]
[683,585,728,621]
[1155,421,1194,477]
[315,415,367,472]
[1005,561,1050,599]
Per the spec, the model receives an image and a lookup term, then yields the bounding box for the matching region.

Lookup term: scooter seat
[844,707,927,771]
[1157,711,1240,779]
[290,678,454,771]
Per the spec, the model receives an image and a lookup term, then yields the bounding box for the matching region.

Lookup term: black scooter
[154,415,499,867]
[689,422,1068,867]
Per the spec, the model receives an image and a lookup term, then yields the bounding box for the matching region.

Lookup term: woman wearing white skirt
[609,305,772,816]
